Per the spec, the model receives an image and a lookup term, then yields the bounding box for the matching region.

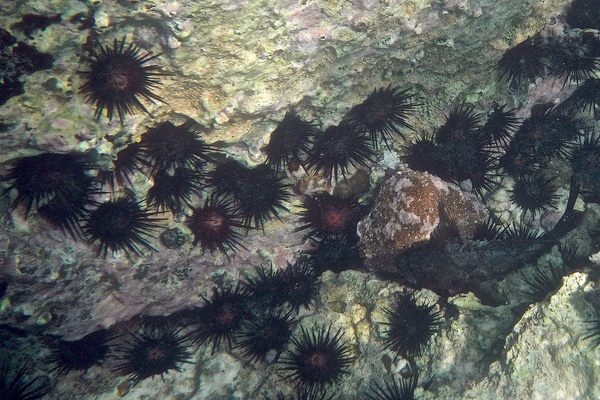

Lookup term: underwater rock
[358,169,488,268]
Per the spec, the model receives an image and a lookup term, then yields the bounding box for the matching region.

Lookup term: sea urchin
[79,36,169,124]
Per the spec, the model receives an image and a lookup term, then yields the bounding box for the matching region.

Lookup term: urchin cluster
[262,85,419,182]
[403,103,503,198]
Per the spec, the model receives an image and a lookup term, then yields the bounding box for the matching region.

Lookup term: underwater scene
[2,0,600,399]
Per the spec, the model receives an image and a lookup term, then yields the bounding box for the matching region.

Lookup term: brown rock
[358,170,487,269]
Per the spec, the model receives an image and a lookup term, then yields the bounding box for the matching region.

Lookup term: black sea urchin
[305,124,376,184]
[146,167,203,214]
[83,196,163,257]
[98,142,148,189]
[207,160,290,230]
[497,34,547,88]
[79,36,169,124]
[281,260,320,313]
[365,373,419,400]
[114,328,192,386]
[264,112,317,172]
[521,263,565,303]
[381,293,442,358]
[44,329,114,375]
[566,0,600,30]
[280,324,355,396]
[305,234,363,276]
[547,34,600,85]
[295,192,363,240]
[186,197,247,260]
[509,173,559,217]
[342,85,418,149]
[188,285,253,353]
[140,121,217,172]
[2,152,97,238]
[243,265,290,310]
[569,130,600,202]
[0,362,50,400]
[236,309,296,364]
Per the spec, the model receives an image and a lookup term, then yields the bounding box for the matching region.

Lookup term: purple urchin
[0,361,50,400]
[140,120,217,172]
[305,123,376,184]
[206,160,290,230]
[341,84,419,149]
[235,309,296,364]
[263,111,318,172]
[113,327,193,386]
[82,196,163,258]
[44,329,114,375]
[187,285,253,353]
[79,36,169,124]
[2,152,98,239]
[295,192,364,240]
[279,324,356,396]
[380,293,443,358]
[185,197,248,260]
[146,167,203,214]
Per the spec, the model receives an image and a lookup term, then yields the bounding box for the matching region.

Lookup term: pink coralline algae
[358,170,487,269]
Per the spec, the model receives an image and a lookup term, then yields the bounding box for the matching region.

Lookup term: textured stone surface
[358,170,488,269]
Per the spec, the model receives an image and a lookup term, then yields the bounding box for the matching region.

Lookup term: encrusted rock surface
[358,169,488,269]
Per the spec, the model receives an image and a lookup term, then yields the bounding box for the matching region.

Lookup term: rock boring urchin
[478,104,520,148]
[140,120,217,172]
[2,152,97,238]
[547,34,600,85]
[509,173,559,217]
[305,123,376,184]
[146,167,203,214]
[113,327,193,386]
[187,285,253,353]
[44,329,114,375]
[97,142,148,189]
[295,192,364,240]
[235,309,296,364]
[207,160,290,230]
[79,36,169,124]
[280,324,355,396]
[243,265,290,310]
[185,197,248,260]
[569,130,600,202]
[497,33,547,89]
[263,111,318,173]
[305,234,363,276]
[566,0,600,30]
[281,260,320,313]
[0,361,50,400]
[365,373,419,400]
[82,196,163,258]
[381,293,443,358]
[342,84,418,150]
[521,263,565,303]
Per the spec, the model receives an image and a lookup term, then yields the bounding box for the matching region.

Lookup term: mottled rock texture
[359,170,487,268]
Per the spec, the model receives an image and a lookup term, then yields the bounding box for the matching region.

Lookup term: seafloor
[2,0,600,399]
